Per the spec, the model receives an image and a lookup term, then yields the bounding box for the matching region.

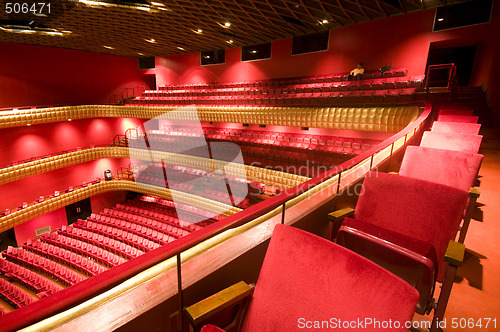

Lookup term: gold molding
[0,147,308,189]
[0,180,241,233]
[0,105,419,132]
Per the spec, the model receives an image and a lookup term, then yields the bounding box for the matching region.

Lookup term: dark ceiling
[0,0,470,57]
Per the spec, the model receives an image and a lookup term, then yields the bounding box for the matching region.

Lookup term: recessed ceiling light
[177,47,185,50]
[322,19,329,24]
[204,55,211,59]
[146,38,156,43]
[224,22,231,27]
[227,39,233,44]
[137,6,150,11]
[138,52,144,55]
[150,1,164,6]
[250,50,257,54]
[103,45,114,49]
[195,29,203,34]
[437,18,444,21]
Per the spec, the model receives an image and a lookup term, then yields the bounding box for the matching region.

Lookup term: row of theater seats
[0,278,35,310]
[1,145,102,169]
[1,178,103,217]
[146,76,425,98]
[22,240,107,277]
[134,163,266,208]
[201,127,379,151]
[132,88,417,106]
[3,247,86,287]
[150,126,379,151]
[0,195,219,313]
[40,232,128,267]
[130,137,343,178]
[132,195,222,225]
[0,259,62,298]
[129,127,379,176]
[158,67,410,91]
[325,106,483,330]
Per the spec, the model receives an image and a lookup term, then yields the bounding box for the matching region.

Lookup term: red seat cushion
[431,121,481,135]
[438,109,474,116]
[420,131,482,154]
[201,325,224,332]
[400,146,483,191]
[241,224,419,331]
[437,115,478,123]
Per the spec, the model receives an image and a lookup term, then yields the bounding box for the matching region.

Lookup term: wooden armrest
[444,240,465,267]
[185,281,254,327]
[469,187,481,198]
[388,172,399,175]
[328,208,355,222]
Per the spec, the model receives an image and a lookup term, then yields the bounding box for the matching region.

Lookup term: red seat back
[354,172,468,279]
[242,224,419,331]
[420,131,482,154]
[400,146,483,191]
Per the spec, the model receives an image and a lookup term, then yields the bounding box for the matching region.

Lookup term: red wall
[0,158,130,212]
[0,117,144,166]
[90,191,127,215]
[13,191,127,245]
[13,208,67,246]
[155,6,500,124]
[0,43,150,108]
[0,116,145,211]
[155,10,436,85]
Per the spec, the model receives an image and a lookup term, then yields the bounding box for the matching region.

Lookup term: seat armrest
[185,281,254,327]
[328,208,355,223]
[444,240,465,267]
[469,187,480,198]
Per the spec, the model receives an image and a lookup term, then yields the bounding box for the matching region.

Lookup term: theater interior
[0,0,499,331]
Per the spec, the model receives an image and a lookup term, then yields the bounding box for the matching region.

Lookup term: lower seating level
[128,126,382,177]
[0,195,219,315]
[134,163,266,209]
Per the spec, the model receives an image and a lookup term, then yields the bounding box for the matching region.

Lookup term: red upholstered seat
[438,108,473,116]
[201,224,418,332]
[437,115,478,123]
[399,145,483,244]
[431,121,481,135]
[336,172,468,317]
[400,146,483,191]
[345,172,468,281]
[420,131,482,154]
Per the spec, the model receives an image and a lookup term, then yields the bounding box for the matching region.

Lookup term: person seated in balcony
[348,63,365,81]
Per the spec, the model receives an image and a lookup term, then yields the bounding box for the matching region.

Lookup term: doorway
[65,198,92,225]
[425,45,477,86]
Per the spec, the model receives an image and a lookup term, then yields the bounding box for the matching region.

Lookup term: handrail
[0,102,432,331]
[0,144,113,169]
[108,86,147,104]
[425,63,457,98]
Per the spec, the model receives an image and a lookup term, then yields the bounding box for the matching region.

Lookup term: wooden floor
[414,128,500,331]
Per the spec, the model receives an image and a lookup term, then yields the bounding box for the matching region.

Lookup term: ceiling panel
[0,0,469,57]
